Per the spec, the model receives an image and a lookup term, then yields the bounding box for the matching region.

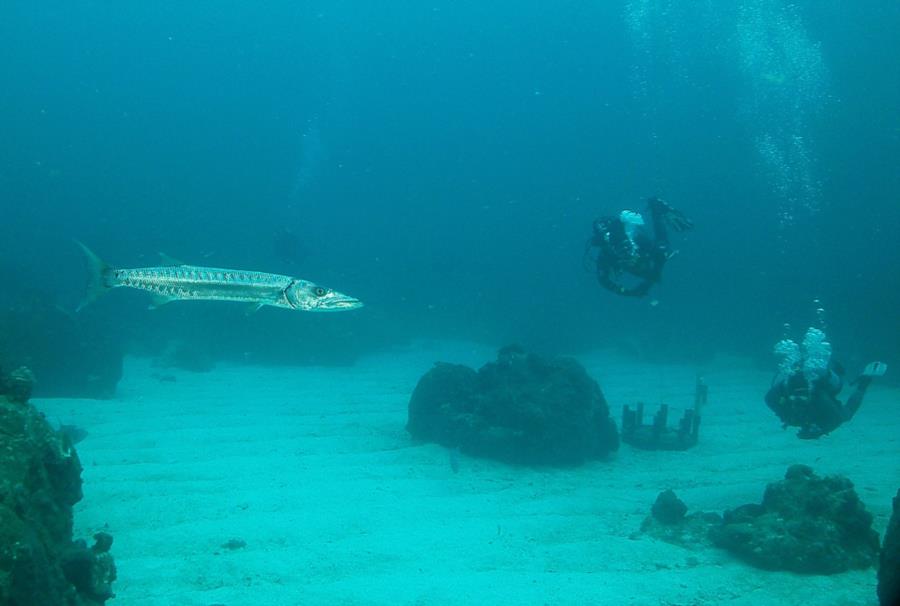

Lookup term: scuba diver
[584,197,693,297]
[765,327,887,439]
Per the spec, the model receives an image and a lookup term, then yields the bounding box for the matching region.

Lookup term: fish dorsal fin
[158,252,187,266]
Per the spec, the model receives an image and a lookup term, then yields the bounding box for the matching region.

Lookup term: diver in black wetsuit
[765,328,887,439]
[585,197,693,297]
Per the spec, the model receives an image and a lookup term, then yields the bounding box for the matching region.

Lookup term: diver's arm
[843,362,886,421]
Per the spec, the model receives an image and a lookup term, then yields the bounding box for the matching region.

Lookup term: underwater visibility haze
[0,1,898,605]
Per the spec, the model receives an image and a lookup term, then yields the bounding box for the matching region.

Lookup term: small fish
[58,423,89,445]
[75,242,362,313]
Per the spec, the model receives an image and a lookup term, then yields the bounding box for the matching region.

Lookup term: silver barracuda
[75,242,363,313]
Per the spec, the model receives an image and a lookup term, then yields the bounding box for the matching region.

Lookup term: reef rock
[0,393,115,604]
[0,365,36,404]
[407,345,619,465]
[879,489,900,606]
[640,490,721,549]
[710,464,880,574]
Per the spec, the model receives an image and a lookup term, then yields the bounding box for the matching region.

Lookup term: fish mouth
[319,295,364,311]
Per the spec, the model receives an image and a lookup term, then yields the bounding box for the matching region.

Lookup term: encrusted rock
[407,346,619,465]
[710,465,879,574]
[879,489,900,606]
[651,490,688,525]
[640,490,721,549]
[0,395,115,603]
[7,365,36,403]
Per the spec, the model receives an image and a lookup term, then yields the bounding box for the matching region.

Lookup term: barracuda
[75,242,363,313]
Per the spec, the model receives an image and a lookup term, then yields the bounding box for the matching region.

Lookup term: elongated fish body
[76,242,362,312]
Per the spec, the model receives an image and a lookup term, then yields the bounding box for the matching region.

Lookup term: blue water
[2,2,898,370]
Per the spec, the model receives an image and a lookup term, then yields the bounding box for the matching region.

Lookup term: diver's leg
[647,197,671,248]
[842,376,871,422]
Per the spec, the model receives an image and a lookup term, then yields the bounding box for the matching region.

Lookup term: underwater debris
[622,376,704,451]
[621,402,700,451]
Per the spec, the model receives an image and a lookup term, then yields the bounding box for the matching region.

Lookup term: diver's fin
[862,361,887,378]
[158,252,187,266]
[148,295,175,310]
[74,241,114,312]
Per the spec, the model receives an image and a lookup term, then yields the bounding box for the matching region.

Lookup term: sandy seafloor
[35,341,899,606]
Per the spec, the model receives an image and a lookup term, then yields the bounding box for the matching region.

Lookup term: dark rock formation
[879,489,900,606]
[407,345,619,465]
[61,533,117,604]
[154,339,215,373]
[640,490,721,549]
[652,489,688,525]
[0,376,115,605]
[710,464,880,574]
[0,366,35,404]
[0,299,122,398]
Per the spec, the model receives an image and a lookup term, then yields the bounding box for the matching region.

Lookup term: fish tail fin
[74,240,115,311]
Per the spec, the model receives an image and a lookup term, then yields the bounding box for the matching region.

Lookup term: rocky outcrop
[0,367,115,605]
[879,489,900,606]
[709,465,880,574]
[639,490,722,550]
[640,466,881,576]
[407,345,619,465]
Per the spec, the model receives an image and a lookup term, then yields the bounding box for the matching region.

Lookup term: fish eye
[314,286,326,297]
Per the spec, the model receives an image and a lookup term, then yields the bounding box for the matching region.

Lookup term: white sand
[35,341,899,606]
